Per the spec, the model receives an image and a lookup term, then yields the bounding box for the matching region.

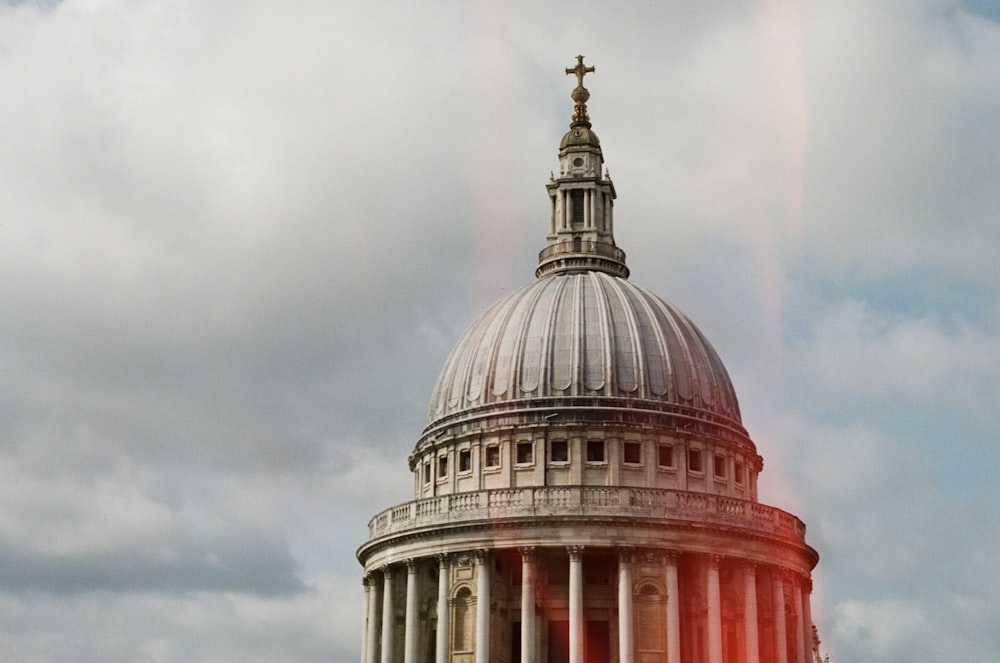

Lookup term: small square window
[550,440,568,463]
[516,442,533,465]
[623,442,642,464]
[735,461,744,485]
[438,455,448,478]
[485,445,500,468]
[658,444,674,468]
[459,449,471,473]
[587,440,605,462]
[714,454,726,479]
[688,449,703,473]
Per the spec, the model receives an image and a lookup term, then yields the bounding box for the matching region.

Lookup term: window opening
[459,449,471,473]
[714,454,726,479]
[658,444,674,468]
[550,439,568,463]
[438,455,448,479]
[571,190,585,224]
[688,449,703,473]
[586,440,605,462]
[485,445,500,468]
[516,442,533,465]
[623,442,642,464]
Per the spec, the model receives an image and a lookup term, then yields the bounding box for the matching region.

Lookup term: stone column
[569,546,584,663]
[521,547,537,663]
[792,576,806,663]
[773,571,788,663]
[665,552,681,663]
[475,551,491,663]
[706,556,723,663]
[381,567,395,663]
[617,549,634,663]
[436,555,449,663]
[801,579,814,663]
[743,564,760,663]
[404,559,419,663]
[367,572,382,663]
[361,575,372,663]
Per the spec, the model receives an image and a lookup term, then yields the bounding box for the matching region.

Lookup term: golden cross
[565,55,595,88]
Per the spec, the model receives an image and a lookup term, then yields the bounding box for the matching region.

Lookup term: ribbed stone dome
[426,270,741,433]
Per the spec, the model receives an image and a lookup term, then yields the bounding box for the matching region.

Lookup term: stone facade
[358,57,823,663]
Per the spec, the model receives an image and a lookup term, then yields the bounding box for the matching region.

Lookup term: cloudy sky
[2,0,999,660]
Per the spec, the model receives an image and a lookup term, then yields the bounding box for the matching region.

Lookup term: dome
[559,125,601,150]
[425,270,742,436]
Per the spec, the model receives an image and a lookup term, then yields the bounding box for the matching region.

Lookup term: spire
[536,56,628,279]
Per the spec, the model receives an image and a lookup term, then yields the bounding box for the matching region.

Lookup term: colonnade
[361,548,814,663]
[550,187,612,236]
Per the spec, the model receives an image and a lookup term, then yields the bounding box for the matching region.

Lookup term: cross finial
[565,55,595,127]
[565,54,595,88]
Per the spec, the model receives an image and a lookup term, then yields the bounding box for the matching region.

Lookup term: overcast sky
[2,0,999,661]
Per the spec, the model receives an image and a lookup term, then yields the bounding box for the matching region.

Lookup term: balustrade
[366,486,808,544]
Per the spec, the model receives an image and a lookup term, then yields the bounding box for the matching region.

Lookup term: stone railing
[366,486,806,543]
[537,239,626,263]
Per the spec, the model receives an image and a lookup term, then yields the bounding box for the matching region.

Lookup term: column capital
[519,546,537,560]
[743,560,758,576]
[406,558,419,573]
[707,554,723,569]
[617,546,635,563]
[435,552,449,567]
[662,549,681,563]
[567,545,584,559]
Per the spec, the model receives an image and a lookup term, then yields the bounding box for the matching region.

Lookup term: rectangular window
[688,449,703,473]
[516,441,533,465]
[735,461,744,485]
[658,444,674,468]
[586,440,605,462]
[571,191,585,224]
[485,445,500,468]
[714,454,726,479]
[438,455,448,479]
[459,449,471,473]
[550,439,568,463]
[623,442,642,464]
[423,461,431,484]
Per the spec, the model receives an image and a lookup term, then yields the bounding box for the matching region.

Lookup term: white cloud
[789,299,1000,422]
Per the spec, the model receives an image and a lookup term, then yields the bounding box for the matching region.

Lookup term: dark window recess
[423,462,431,484]
[485,445,500,468]
[714,454,726,478]
[550,440,568,463]
[571,191,585,223]
[735,461,744,484]
[623,442,642,464]
[688,449,703,473]
[438,455,448,478]
[459,449,471,473]
[516,442,533,464]
[658,444,674,468]
[586,440,605,462]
